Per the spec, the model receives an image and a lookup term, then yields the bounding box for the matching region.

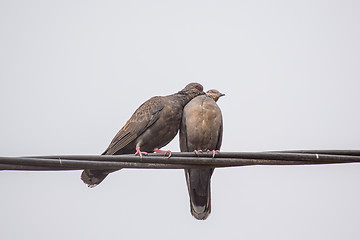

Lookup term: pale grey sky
[1,0,360,239]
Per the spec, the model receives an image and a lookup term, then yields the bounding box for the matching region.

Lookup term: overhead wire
[1,150,359,171]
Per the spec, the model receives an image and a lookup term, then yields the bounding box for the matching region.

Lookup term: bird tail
[185,168,214,220]
[80,151,118,188]
[81,169,114,188]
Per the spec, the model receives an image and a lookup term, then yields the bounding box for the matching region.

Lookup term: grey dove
[180,89,224,220]
[81,83,205,187]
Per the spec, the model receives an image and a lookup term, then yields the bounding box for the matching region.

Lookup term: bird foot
[207,149,220,158]
[193,150,203,156]
[154,148,172,158]
[135,147,148,159]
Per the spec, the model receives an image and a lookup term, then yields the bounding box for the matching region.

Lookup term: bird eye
[195,85,203,91]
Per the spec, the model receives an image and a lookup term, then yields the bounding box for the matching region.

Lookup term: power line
[1,150,360,171]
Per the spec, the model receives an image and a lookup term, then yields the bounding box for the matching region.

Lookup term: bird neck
[172,93,196,107]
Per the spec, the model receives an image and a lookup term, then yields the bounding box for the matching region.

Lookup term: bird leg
[207,149,220,158]
[154,148,172,158]
[135,147,148,159]
[193,150,203,156]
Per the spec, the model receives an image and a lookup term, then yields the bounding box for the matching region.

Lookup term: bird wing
[215,117,223,150]
[179,115,189,152]
[103,96,164,155]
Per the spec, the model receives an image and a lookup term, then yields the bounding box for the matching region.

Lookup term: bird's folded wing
[216,119,223,150]
[103,97,164,155]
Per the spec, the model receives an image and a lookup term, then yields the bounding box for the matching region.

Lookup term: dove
[81,83,205,187]
[180,89,224,220]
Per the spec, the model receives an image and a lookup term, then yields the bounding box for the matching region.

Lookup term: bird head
[206,89,225,102]
[178,83,205,98]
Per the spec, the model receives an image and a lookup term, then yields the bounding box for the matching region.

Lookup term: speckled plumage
[180,89,224,220]
[81,83,205,187]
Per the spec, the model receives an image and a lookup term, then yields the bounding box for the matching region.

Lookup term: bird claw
[154,148,172,158]
[193,150,203,156]
[207,149,220,158]
[135,147,148,159]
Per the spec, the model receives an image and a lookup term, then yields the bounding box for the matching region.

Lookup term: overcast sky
[1,0,360,239]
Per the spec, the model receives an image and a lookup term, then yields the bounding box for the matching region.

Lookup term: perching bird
[180,89,225,220]
[81,83,205,187]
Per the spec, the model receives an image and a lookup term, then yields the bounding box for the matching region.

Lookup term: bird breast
[183,96,222,150]
[136,101,183,151]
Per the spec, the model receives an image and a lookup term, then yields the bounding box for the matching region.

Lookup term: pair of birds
[81,83,224,220]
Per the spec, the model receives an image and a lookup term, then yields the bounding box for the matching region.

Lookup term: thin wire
[0,150,359,171]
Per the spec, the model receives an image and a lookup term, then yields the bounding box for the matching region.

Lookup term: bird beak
[220,93,225,97]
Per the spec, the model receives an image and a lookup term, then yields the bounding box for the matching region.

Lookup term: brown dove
[179,89,224,220]
[81,83,205,187]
